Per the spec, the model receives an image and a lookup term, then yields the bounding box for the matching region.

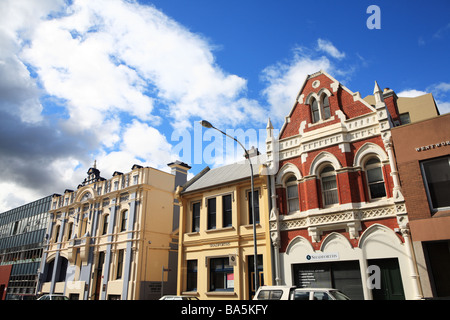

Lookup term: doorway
[93,252,105,300]
[248,255,263,299]
[368,258,405,300]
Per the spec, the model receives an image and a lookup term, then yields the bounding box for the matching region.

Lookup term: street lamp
[199,120,259,296]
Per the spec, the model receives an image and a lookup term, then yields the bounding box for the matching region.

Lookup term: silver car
[37,294,69,300]
[253,285,350,300]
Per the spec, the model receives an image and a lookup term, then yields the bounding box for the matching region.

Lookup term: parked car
[159,295,199,300]
[253,285,351,300]
[7,294,37,300]
[37,294,69,300]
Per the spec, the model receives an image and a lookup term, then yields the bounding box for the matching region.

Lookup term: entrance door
[248,255,263,299]
[93,252,105,300]
[368,258,405,300]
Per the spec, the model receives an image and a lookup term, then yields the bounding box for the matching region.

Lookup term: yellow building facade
[176,157,273,300]
[37,161,190,300]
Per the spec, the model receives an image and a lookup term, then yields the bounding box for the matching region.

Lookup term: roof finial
[93,160,97,169]
[373,81,384,105]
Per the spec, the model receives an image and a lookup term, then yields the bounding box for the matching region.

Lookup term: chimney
[244,146,260,159]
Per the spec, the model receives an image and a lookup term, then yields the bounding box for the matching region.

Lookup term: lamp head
[199,120,214,128]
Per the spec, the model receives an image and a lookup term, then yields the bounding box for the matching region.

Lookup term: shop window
[285,176,299,213]
[222,194,232,228]
[192,202,200,232]
[209,257,234,291]
[320,166,339,206]
[365,158,386,200]
[421,156,450,212]
[186,260,198,291]
[207,198,216,230]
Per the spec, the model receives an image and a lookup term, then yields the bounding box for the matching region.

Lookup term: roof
[182,156,265,194]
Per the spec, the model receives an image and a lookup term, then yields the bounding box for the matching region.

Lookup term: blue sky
[0,0,449,211]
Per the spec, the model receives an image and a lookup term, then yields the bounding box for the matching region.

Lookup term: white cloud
[261,48,333,122]
[0,0,270,211]
[316,39,346,59]
[94,120,178,177]
[398,83,450,115]
[0,2,367,212]
[397,89,428,97]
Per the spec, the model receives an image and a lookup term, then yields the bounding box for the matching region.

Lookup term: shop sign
[415,140,450,152]
[306,252,339,261]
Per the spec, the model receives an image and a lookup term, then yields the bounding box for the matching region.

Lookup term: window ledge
[243,223,261,229]
[205,291,236,297]
[205,226,235,234]
[181,291,199,297]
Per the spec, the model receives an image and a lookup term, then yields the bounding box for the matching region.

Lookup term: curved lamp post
[199,120,259,296]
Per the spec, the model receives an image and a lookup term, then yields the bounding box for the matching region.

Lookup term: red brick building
[266,71,422,299]
[391,113,450,298]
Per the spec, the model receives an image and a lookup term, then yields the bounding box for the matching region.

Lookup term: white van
[253,286,351,300]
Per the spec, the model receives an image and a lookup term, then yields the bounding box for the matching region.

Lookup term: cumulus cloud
[0,0,269,211]
[261,47,334,122]
[316,39,346,59]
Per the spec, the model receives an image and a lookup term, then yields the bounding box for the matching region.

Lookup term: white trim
[309,151,342,176]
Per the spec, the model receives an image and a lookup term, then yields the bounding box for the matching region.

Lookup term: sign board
[306,252,339,261]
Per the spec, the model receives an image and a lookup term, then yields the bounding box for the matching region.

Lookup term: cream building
[37,161,190,300]
[176,152,273,300]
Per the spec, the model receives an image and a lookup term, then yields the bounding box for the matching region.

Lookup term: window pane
[192,202,200,232]
[322,175,338,205]
[312,100,320,123]
[248,191,260,224]
[287,185,299,212]
[322,175,337,190]
[288,199,299,212]
[223,195,232,227]
[287,185,298,198]
[367,167,383,183]
[369,182,386,199]
[422,157,450,209]
[208,198,216,229]
[323,96,330,119]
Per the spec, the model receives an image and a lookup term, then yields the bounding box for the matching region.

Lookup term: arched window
[322,95,331,119]
[365,158,386,199]
[102,214,109,235]
[311,98,320,123]
[320,166,339,206]
[286,176,299,213]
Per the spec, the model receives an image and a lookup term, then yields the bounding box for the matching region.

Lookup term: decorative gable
[280,71,375,140]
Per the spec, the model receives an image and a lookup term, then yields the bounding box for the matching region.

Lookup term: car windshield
[329,290,350,300]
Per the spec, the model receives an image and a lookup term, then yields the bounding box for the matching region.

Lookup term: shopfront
[280,221,415,300]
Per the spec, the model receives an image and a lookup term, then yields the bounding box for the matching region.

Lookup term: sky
[0,0,449,212]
